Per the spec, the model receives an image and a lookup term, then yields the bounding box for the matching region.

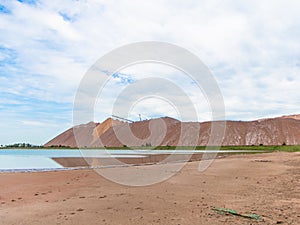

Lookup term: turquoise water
[0,149,147,171]
[0,149,261,171]
[0,155,64,171]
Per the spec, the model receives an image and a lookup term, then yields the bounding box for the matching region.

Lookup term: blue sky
[0,0,300,145]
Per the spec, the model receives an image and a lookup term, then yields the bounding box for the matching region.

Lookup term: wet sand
[52,153,206,167]
[0,152,299,225]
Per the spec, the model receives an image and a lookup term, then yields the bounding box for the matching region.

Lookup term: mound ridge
[44,114,300,147]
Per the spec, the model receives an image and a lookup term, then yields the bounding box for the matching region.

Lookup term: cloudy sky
[0,0,299,145]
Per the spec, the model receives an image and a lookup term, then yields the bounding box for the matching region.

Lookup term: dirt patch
[0,152,299,224]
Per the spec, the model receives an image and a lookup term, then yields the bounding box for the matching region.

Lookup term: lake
[0,149,147,172]
[0,149,261,172]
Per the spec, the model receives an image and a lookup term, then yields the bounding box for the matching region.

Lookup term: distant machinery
[138,114,151,121]
[112,114,151,122]
[111,115,134,123]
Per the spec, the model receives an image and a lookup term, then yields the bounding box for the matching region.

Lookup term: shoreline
[1,152,299,224]
[0,153,211,173]
[0,151,264,173]
[52,153,206,168]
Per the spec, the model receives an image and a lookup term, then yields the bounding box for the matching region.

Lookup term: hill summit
[44,114,300,147]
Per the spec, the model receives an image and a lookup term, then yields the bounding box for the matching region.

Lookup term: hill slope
[44,114,300,147]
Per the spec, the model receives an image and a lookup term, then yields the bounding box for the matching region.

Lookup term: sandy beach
[0,152,299,225]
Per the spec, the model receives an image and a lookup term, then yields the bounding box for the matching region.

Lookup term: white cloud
[0,0,300,144]
[22,120,51,127]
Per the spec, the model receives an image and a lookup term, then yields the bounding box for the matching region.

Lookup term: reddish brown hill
[98,117,181,147]
[44,122,99,148]
[220,118,300,145]
[44,115,300,147]
[281,114,300,120]
[91,118,125,146]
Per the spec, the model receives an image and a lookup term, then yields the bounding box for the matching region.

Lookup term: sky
[0,0,299,145]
